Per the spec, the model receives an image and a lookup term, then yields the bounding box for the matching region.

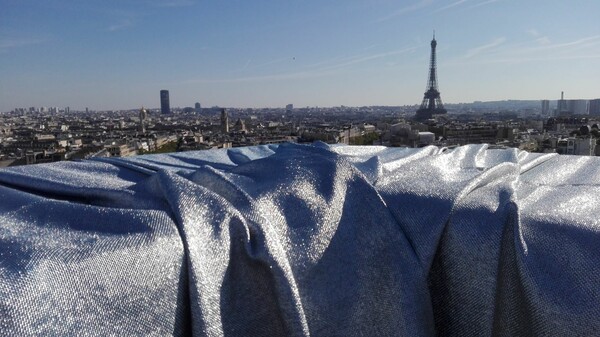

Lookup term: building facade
[160,90,170,114]
[588,99,600,116]
[220,108,229,133]
[567,100,589,115]
[541,100,550,116]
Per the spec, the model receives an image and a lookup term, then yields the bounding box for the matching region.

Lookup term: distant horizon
[7,97,597,114]
[3,91,598,114]
[2,1,599,112]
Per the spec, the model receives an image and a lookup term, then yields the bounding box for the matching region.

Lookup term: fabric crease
[1,143,598,336]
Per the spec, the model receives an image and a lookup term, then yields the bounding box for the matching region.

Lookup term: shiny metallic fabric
[1,143,599,336]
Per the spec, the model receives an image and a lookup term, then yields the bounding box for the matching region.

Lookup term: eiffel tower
[415,32,447,121]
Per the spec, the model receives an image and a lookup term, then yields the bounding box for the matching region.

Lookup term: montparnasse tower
[415,32,447,121]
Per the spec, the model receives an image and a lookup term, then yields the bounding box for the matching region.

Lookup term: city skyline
[1,1,600,112]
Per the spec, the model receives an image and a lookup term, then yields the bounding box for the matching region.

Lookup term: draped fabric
[1,143,599,336]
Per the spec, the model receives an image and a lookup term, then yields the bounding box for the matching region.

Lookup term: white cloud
[252,57,291,69]
[0,38,46,52]
[436,0,469,12]
[242,59,251,70]
[306,46,417,70]
[183,47,417,84]
[107,19,133,32]
[471,53,600,65]
[538,35,600,51]
[464,37,506,58]
[377,0,434,22]
[321,47,418,70]
[468,0,500,9]
[535,37,551,45]
[154,0,195,8]
[447,35,600,65]
[180,70,333,84]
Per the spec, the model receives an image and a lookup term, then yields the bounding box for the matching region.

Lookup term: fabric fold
[1,143,599,336]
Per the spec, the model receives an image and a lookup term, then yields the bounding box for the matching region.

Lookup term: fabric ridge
[1,142,599,336]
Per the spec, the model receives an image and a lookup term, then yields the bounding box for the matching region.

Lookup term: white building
[419,132,435,145]
[566,137,596,156]
[589,99,600,116]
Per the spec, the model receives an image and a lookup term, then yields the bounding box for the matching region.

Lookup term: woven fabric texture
[1,143,599,336]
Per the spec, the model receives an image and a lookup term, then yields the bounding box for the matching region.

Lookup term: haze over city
[1,0,599,111]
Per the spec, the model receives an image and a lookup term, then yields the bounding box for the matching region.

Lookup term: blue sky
[1,0,599,111]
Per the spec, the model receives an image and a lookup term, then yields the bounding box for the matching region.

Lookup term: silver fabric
[1,143,599,336]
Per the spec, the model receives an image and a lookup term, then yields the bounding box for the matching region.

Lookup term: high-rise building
[555,92,588,116]
[286,104,294,112]
[160,90,170,114]
[566,100,589,115]
[415,32,447,121]
[195,102,201,113]
[220,108,229,133]
[556,91,568,116]
[589,99,600,116]
[541,100,550,115]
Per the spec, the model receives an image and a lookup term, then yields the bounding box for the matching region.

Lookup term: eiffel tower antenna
[415,32,447,121]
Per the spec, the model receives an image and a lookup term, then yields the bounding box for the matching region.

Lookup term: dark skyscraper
[541,100,550,116]
[589,99,600,116]
[195,102,201,113]
[415,32,447,121]
[160,90,170,114]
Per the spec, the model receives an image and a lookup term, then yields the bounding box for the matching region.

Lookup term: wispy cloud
[525,29,551,45]
[153,0,195,8]
[461,53,600,66]
[306,46,417,70]
[320,47,418,70]
[436,0,470,12]
[505,35,600,56]
[230,56,293,73]
[252,57,291,69]
[468,0,500,9]
[0,37,46,52]
[305,54,360,69]
[464,37,506,58]
[536,35,600,51]
[535,37,551,45]
[446,35,600,66]
[108,19,134,32]
[181,70,334,84]
[434,0,502,13]
[377,0,434,22]
[527,29,540,37]
[242,59,251,70]
[183,47,417,84]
